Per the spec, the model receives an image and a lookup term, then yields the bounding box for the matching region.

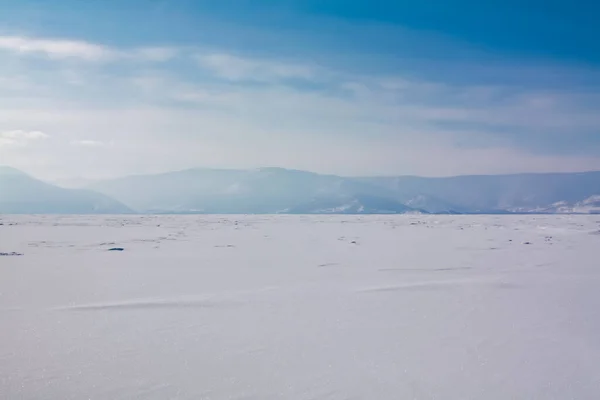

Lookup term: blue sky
[0,0,599,179]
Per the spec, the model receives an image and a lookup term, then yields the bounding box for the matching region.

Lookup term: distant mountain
[89,167,418,214]
[51,177,97,189]
[524,195,600,214]
[0,166,133,214]
[87,168,600,214]
[4,165,600,214]
[400,194,463,214]
[285,194,424,214]
[360,171,600,214]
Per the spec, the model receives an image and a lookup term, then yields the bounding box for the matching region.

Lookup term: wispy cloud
[0,36,114,61]
[1,32,600,179]
[0,130,49,146]
[195,53,318,82]
[0,35,179,63]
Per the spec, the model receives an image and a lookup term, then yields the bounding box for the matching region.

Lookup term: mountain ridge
[88,167,600,215]
[3,166,600,214]
[0,166,133,214]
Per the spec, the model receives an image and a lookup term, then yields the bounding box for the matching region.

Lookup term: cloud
[195,53,317,82]
[0,35,179,63]
[0,35,114,61]
[0,130,49,146]
[1,130,48,140]
[1,33,599,179]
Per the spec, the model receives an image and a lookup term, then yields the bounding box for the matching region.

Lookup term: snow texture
[1,215,600,399]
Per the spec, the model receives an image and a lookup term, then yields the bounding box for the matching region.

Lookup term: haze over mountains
[2,166,600,214]
[0,166,131,214]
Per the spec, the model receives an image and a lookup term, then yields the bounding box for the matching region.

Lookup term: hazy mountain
[286,194,424,214]
[89,167,410,214]
[0,166,133,214]
[4,166,600,214]
[360,171,600,213]
[51,177,98,189]
[400,194,463,214]
[526,195,600,214]
[88,168,600,214]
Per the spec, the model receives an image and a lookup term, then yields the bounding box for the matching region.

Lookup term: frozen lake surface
[1,215,600,399]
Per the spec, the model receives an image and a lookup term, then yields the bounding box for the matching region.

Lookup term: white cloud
[0,35,180,63]
[1,35,600,180]
[195,53,317,82]
[0,130,49,146]
[0,35,114,61]
[1,130,48,139]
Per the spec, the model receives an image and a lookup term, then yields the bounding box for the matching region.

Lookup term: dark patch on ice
[108,247,125,251]
[522,241,533,245]
[58,298,240,312]
[0,252,23,256]
[318,262,340,267]
[588,230,600,236]
[215,244,236,248]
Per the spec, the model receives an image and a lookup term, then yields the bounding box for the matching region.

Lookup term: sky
[0,0,599,180]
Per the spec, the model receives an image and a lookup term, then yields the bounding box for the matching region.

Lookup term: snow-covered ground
[1,215,600,399]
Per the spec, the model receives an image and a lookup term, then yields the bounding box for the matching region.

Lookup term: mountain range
[0,166,132,214]
[2,165,600,214]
